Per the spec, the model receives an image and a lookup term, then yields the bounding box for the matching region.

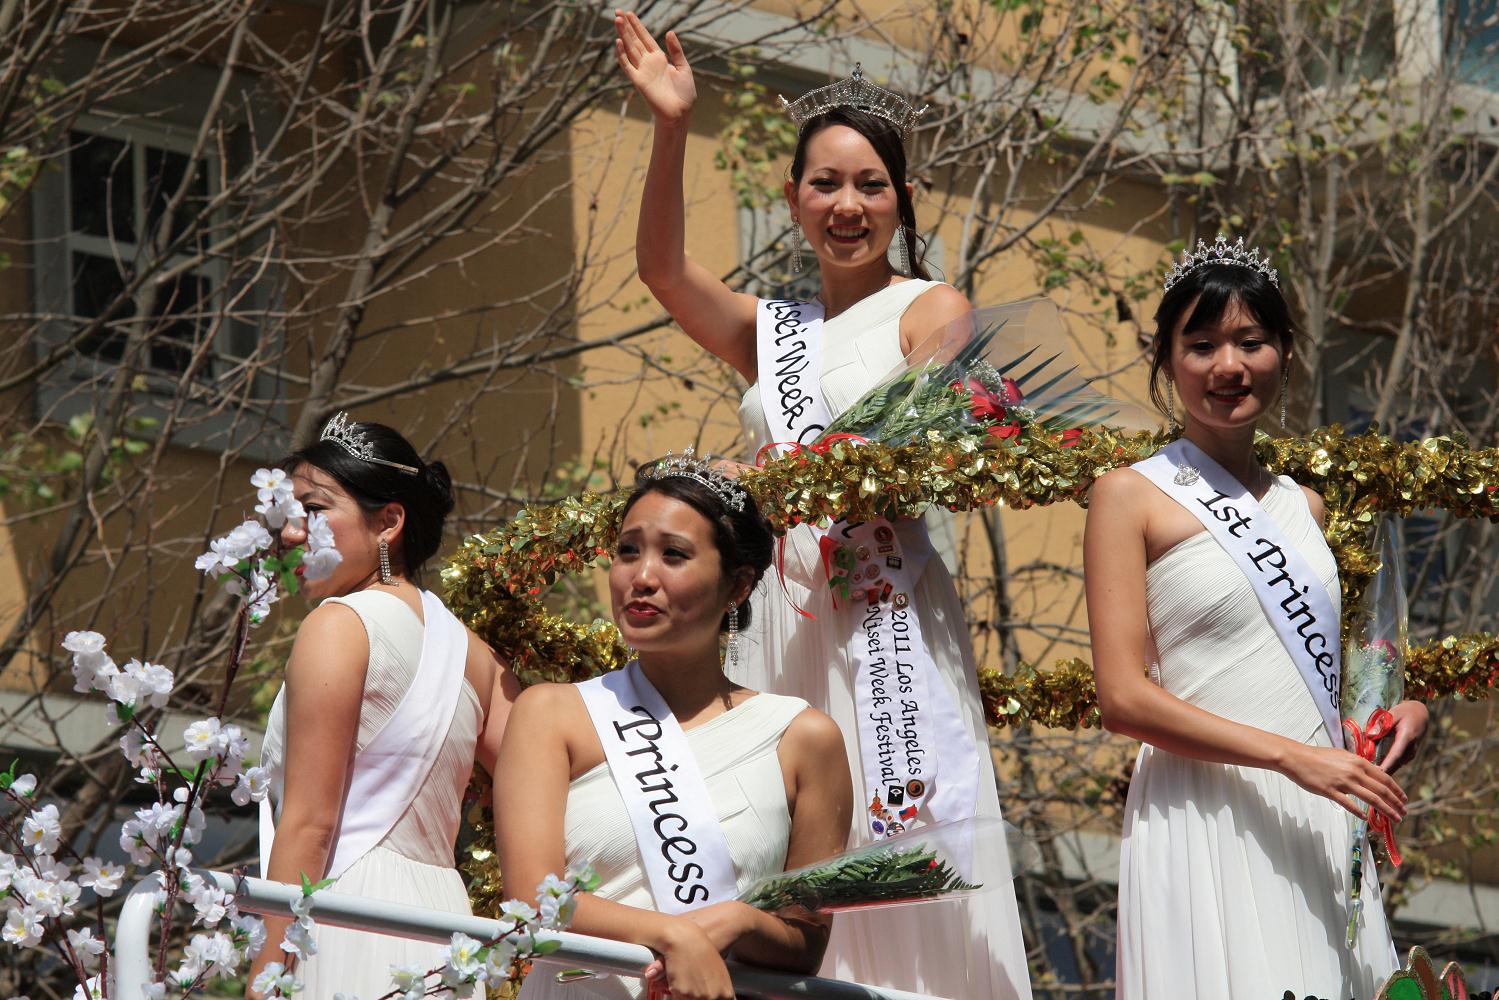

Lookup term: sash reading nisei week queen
[260,590,470,879]
[577,661,739,914]
[1133,439,1343,745]
[755,299,979,841]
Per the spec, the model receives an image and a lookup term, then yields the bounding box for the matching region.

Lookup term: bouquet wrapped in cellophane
[738,816,1006,914]
[819,298,1156,448]
[1341,517,1408,947]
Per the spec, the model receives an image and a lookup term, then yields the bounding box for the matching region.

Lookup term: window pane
[1445,0,1499,87]
[1239,2,1397,93]
[147,271,209,376]
[72,252,131,363]
[145,146,209,247]
[69,132,135,242]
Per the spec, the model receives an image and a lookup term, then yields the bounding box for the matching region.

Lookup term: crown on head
[779,64,927,139]
[1163,234,1280,293]
[641,448,747,513]
[319,411,420,475]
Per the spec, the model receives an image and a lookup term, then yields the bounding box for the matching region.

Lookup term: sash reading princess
[1084,236,1429,1000]
[615,11,1031,998]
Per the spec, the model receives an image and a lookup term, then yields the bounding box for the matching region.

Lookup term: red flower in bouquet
[987,421,1022,441]
[952,377,1005,422]
[998,377,1023,406]
[1058,427,1083,448]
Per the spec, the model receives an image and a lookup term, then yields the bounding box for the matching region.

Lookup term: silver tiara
[779,64,927,139]
[641,448,747,513]
[1163,234,1280,293]
[319,411,420,475]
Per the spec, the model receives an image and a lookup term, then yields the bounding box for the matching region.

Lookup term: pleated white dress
[262,590,482,1000]
[736,279,1032,1000]
[519,692,809,1000]
[1117,475,1398,999]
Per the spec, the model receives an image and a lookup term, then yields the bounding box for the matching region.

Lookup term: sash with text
[1133,439,1342,745]
[577,661,738,913]
[756,300,980,840]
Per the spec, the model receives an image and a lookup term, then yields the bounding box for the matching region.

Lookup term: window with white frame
[30,109,283,456]
[63,124,229,378]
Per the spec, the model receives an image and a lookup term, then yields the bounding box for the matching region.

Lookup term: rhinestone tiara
[319,411,420,475]
[640,448,747,513]
[1163,234,1280,293]
[779,64,927,139]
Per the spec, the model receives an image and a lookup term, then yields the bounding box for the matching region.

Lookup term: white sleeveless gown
[518,692,809,1000]
[263,590,482,1000]
[737,279,1032,1000]
[1117,475,1398,998]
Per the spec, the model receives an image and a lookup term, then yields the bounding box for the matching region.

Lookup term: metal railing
[113,870,940,1000]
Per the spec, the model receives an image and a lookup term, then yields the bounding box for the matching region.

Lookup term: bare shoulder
[780,704,844,758]
[290,602,367,662]
[1296,482,1327,528]
[1087,466,1154,514]
[903,282,972,329]
[511,681,582,722]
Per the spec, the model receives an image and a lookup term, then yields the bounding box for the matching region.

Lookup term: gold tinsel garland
[446,424,1497,912]
[443,425,1497,701]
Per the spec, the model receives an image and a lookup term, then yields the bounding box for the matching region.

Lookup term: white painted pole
[112,871,942,1000]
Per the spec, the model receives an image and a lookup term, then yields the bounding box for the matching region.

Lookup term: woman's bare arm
[615,11,758,378]
[246,604,368,992]
[1085,468,1407,823]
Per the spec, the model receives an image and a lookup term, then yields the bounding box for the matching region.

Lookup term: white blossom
[482,937,518,983]
[197,520,274,577]
[188,881,232,927]
[389,963,427,992]
[231,912,267,959]
[1,907,44,948]
[231,766,272,807]
[299,546,342,582]
[7,773,36,798]
[67,926,105,966]
[21,804,61,856]
[70,974,110,1000]
[306,511,336,551]
[281,916,317,959]
[251,468,294,505]
[0,853,16,891]
[183,717,226,760]
[118,659,173,709]
[27,875,81,919]
[444,932,484,979]
[251,962,298,996]
[78,858,125,897]
[497,899,536,924]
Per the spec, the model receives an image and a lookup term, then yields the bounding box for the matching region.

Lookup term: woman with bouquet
[1084,239,1428,998]
[249,415,519,999]
[495,457,852,1000]
[615,11,1032,997]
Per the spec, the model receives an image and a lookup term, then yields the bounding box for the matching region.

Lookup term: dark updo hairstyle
[789,106,933,281]
[284,417,455,580]
[1149,258,1298,418]
[619,469,774,632]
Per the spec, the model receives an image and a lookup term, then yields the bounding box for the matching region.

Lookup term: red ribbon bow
[1342,708,1404,867]
[754,434,874,621]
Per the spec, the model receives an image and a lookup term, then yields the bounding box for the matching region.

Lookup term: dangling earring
[378,537,392,585]
[726,602,740,667]
[1280,365,1290,430]
[789,221,803,274]
[894,227,911,276]
[1165,377,1177,435]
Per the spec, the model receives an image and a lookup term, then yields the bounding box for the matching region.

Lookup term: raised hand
[614,10,696,124]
